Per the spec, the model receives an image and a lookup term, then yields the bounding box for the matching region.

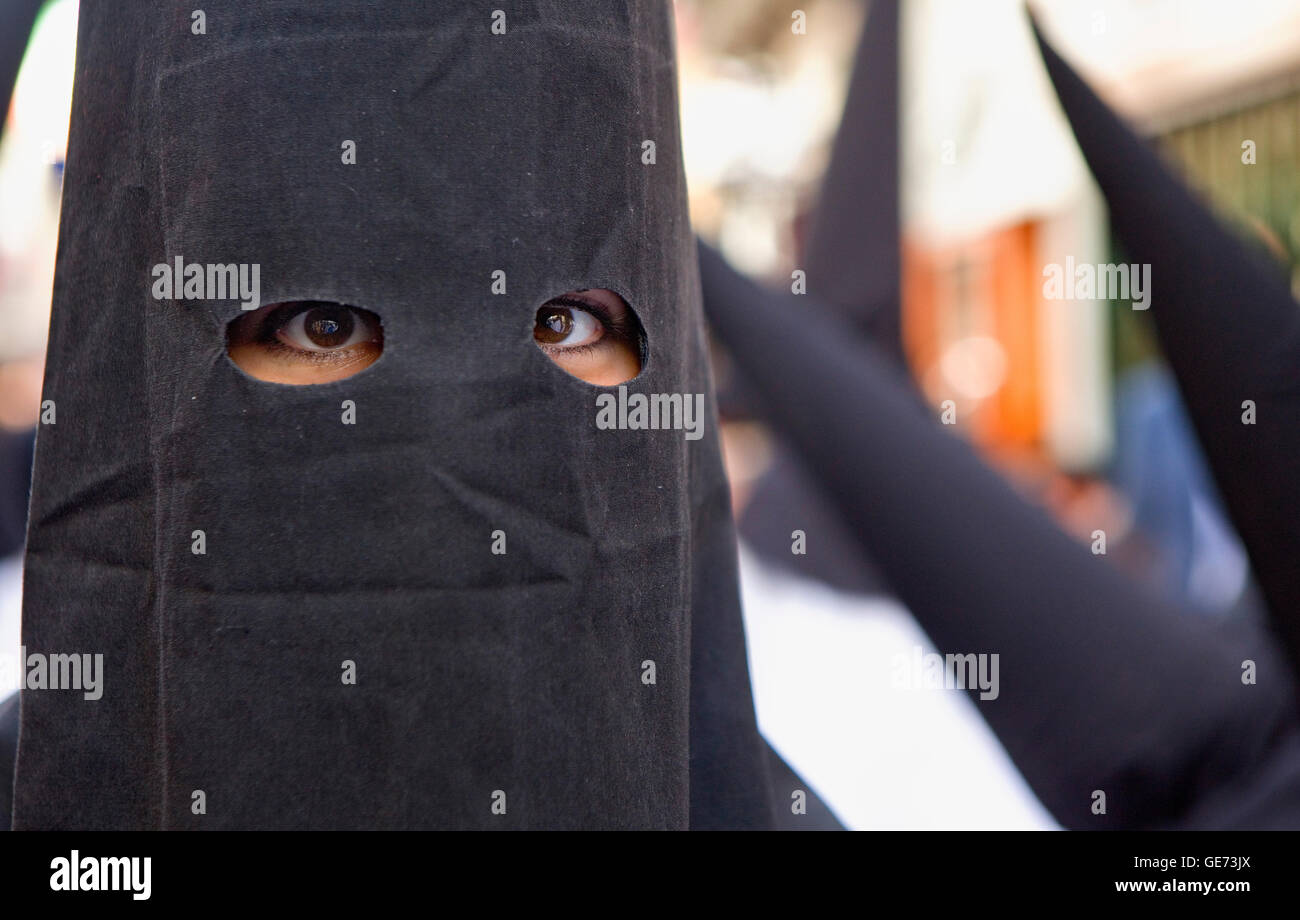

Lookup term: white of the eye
[557,307,601,346]
[278,309,370,352]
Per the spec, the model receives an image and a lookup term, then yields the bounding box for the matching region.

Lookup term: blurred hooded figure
[1029,22,1300,659]
[7,0,782,831]
[698,10,1300,830]
[0,0,70,829]
[734,0,899,596]
[726,0,1056,829]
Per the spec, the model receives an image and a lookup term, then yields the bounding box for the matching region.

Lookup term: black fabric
[1178,728,1300,830]
[1031,21,1300,680]
[0,1,48,560]
[0,691,16,829]
[740,445,889,595]
[0,0,47,832]
[800,0,901,353]
[699,239,1300,829]
[0,0,47,141]
[0,428,34,558]
[14,1,772,831]
[737,0,899,596]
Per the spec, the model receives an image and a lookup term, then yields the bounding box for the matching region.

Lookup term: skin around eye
[227,301,383,384]
[533,288,642,386]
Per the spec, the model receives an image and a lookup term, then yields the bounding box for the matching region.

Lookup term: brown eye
[275,303,372,353]
[226,300,384,385]
[302,305,355,348]
[534,303,602,348]
[536,307,575,343]
[530,289,643,386]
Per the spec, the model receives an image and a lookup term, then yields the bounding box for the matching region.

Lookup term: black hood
[1030,18,1300,679]
[734,0,899,595]
[800,0,901,351]
[700,236,1299,830]
[13,0,773,830]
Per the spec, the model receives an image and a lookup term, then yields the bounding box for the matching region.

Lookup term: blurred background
[0,0,74,707]
[678,0,1300,605]
[677,0,1300,829]
[2,0,1299,827]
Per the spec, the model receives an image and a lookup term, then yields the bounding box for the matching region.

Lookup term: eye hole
[226,301,384,385]
[533,289,642,386]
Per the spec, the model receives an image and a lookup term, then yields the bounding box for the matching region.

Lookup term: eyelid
[227,301,383,357]
[537,304,603,351]
[530,288,645,386]
[546,294,612,321]
[249,302,375,340]
[225,300,385,385]
[540,296,635,346]
[253,302,327,341]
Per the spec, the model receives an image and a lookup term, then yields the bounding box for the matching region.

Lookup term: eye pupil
[535,307,574,344]
[304,306,354,348]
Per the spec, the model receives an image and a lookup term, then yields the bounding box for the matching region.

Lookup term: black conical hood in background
[735,0,900,595]
[1031,20,1300,679]
[0,0,48,833]
[0,0,44,558]
[700,238,1300,829]
[0,0,52,561]
[801,0,902,353]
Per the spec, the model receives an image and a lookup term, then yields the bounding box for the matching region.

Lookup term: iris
[304,305,354,348]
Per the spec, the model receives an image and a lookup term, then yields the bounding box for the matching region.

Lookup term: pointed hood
[801,0,902,355]
[1031,17,1300,675]
[732,0,901,595]
[699,237,1298,829]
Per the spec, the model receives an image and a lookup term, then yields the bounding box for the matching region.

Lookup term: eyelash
[256,304,374,365]
[241,305,371,369]
[260,337,365,365]
[538,295,636,356]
